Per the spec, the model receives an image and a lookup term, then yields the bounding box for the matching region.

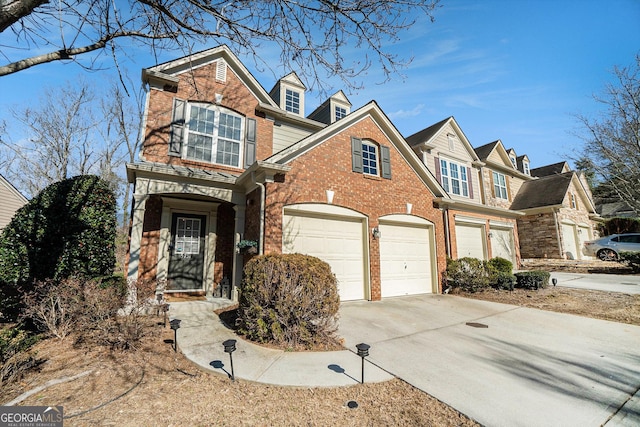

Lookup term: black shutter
[244,118,257,168]
[351,137,363,173]
[169,98,186,157]
[381,145,391,179]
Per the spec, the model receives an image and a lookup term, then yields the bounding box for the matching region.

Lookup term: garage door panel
[456,224,485,260]
[561,224,579,260]
[379,222,432,297]
[491,228,515,263]
[283,213,366,301]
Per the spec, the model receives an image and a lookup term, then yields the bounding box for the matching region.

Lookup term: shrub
[487,257,513,274]
[619,252,640,273]
[487,257,515,290]
[0,175,116,322]
[445,257,490,293]
[237,254,340,350]
[514,271,550,290]
[0,326,40,386]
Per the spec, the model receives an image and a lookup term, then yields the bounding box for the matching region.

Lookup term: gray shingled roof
[510,172,574,210]
[474,141,500,161]
[405,117,451,147]
[530,161,568,177]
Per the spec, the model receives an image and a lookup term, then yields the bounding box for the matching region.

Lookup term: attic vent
[216,60,227,82]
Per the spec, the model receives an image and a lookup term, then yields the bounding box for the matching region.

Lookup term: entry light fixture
[223,339,237,381]
[488,232,493,238]
[356,343,370,384]
[372,227,381,240]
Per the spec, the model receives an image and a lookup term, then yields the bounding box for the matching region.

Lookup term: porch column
[127,194,149,282]
[232,204,246,301]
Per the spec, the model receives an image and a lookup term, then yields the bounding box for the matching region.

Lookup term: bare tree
[0,79,139,199]
[0,0,440,92]
[575,55,640,215]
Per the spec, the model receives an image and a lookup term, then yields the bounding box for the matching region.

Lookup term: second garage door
[491,228,515,263]
[283,207,367,301]
[379,216,434,297]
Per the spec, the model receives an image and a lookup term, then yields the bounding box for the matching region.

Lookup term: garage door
[283,210,366,301]
[379,217,433,298]
[491,228,515,263]
[577,225,592,259]
[455,223,486,260]
[561,223,579,260]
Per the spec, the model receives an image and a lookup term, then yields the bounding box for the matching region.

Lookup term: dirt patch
[1,324,478,426]
[456,287,640,326]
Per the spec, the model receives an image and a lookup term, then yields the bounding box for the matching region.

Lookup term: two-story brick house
[126,45,449,301]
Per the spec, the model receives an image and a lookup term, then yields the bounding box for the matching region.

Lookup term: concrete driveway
[551,272,640,294]
[338,295,640,427]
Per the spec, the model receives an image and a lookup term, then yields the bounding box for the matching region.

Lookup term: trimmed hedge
[445,257,490,292]
[0,175,116,321]
[514,271,550,290]
[237,254,340,350]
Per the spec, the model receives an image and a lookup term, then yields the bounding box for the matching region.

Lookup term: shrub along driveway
[338,294,640,427]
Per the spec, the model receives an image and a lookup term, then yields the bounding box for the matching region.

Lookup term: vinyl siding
[0,181,27,229]
[272,122,314,154]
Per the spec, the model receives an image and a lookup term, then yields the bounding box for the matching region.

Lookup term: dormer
[506,148,517,169]
[517,155,531,176]
[307,90,352,124]
[269,72,306,117]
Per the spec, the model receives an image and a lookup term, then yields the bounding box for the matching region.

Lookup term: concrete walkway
[170,295,640,427]
[170,299,393,386]
[551,271,640,294]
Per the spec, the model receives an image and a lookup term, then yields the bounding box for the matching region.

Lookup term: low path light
[223,339,237,381]
[356,343,370,384]
[170,319,181,352]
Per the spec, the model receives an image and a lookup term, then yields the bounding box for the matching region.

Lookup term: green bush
[487,257,513,274]
[619,252,640,273]
[237,254,340,350]
[445,257,490,292]
[514,271,550,290]
[0,175,116,321]
[487,257,515,290]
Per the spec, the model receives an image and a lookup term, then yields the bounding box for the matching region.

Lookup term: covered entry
[283,204,368,301]
[379,214,435,297]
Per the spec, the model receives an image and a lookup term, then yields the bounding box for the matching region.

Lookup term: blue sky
[1,0,639,169]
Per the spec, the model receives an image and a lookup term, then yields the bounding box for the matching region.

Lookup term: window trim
[493,171,508,200]
[362,140,379,176]
[183,102,244,167]
[439,157,470,197]
[285,88,300,114]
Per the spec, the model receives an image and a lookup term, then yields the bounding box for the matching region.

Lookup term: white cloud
[389,103,425,119]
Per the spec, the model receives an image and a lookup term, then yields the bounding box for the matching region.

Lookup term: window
[570,193,577,209]
[523,161,530,176]
[185,103,243,167]
[493,171,508,199]
[174,217,201,254]
[335,105,347,121]
[285,89,300,114]
[440,158,469,197]
[362,141,378,176]
[510,156,517,168]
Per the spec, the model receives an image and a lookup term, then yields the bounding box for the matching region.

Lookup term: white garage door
[561,223,579,260]
[283,211,366,301]
[577,225,592,259]
[455,223,486,260]
[379,218,433,298]
[491,228,515,263]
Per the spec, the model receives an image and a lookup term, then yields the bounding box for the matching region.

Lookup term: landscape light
[169,319,181,352]
[356,343,370,384]
[223,339,237,381]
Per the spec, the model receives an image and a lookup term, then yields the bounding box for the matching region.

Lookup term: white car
[583,233,640,261]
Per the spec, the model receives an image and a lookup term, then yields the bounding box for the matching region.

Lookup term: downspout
[443,207,451,258]
[252,171,266,255]
[552,207,563,258]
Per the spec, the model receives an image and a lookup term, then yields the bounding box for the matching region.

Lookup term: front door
[168,213,206,291]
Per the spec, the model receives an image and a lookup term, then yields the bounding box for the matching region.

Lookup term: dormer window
[335,105,347,121]
[523,161,530,175]
[285,89,300,114]
[510,156,517,167]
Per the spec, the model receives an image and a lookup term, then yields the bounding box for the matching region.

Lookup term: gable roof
[405,116,480,162]
[0,173,27,203]
[267,101,449,198]
[510,171,595,212]
[530,161,570,177]
[141,45,278,108]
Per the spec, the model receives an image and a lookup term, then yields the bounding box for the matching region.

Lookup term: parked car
[583,233,640,261]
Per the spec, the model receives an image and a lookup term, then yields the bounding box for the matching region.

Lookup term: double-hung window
[362,141,378,176]
[335,105,347,121]
[493,171,508,199]
[439,158,469,197]
[285,89,300,114]
[184,103,243,167]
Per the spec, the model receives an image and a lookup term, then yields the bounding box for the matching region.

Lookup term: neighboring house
[511,168,599,260]
[0,173,27,230]
[126,45,449,301]
[406,119,523,266]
